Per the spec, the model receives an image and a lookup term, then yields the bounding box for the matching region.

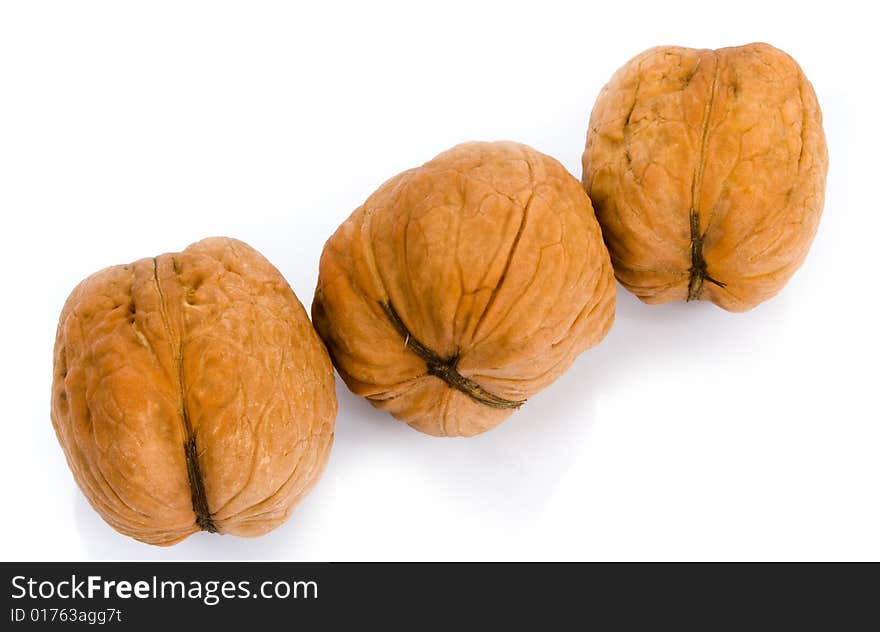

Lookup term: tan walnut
[51,237,336,545]
[312,141,616,437]
[582,43,828,311]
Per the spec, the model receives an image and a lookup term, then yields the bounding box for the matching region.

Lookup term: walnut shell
[313,141,615,437]
[51,237,336,545]
[582,43,828,311]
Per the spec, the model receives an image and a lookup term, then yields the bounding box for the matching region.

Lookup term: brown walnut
[51,237,336,545]
[313,141,616,437]
[582,43,828,311]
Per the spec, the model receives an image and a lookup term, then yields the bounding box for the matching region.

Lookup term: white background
[1,0,877,561]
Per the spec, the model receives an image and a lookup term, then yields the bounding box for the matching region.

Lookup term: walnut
[582,43,828,311]
[312,141,615,437]
[51,237,336,545]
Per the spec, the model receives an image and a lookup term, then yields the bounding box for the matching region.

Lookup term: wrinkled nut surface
[313,141,616,437]
[51,237,336,545]
[583,43,828,311]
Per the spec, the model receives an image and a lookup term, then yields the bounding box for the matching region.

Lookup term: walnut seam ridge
[379,301,524,410]
[152,257,217,533]
[687,51,727,301]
